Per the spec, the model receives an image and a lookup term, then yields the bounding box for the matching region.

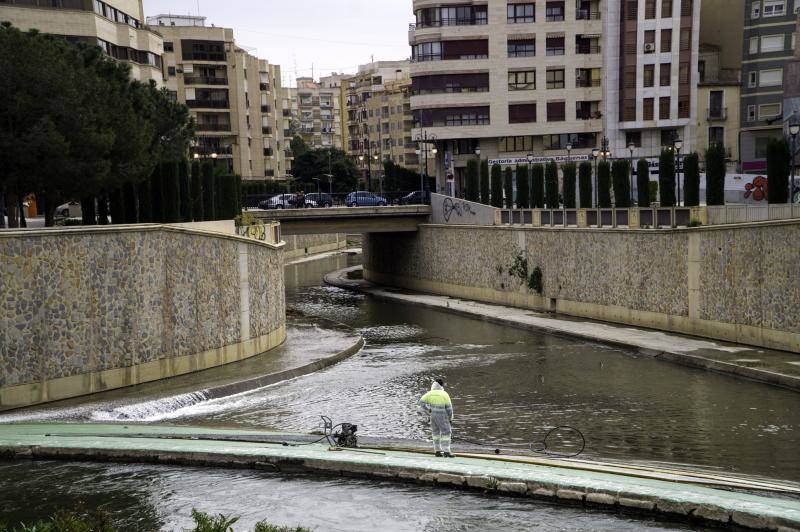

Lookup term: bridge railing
[243,191,431,210]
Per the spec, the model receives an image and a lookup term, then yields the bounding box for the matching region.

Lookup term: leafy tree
[578,161,592,208]
[659,149,676,206]
[611,160,631,208]
[683,152,700,207]
[767,137,791,203]
[291,147,358,193]
[516,164,530,208]
[597,160,611,208]
[705,143,726,206]
[290,135,308,159]
[636,159,651,207]
[562,162,576,209]
[479,159,490,204]
[503,167,514,208]
[532,164,545,208]
[545,162,559,208]
[465,158,479,202]
[490,164,503,208]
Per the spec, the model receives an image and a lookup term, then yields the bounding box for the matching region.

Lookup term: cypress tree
[659,148,676,207]
[465,159,479,202]
[150,165,164,223]
[532,164,545,208]
[162,161,181,223]
[97,193,110,225]
[202,162,215,221]
[479,159,490,204]
[109,188,125,224]
[767,137,790,204]
[234,175,242,215]
[138,178,152,223]
[562,162,577,209]
[705,144,726,206]
[597,160,612,208]
[516,164,530,208]
[191,161,204,221]
[490,164,503,208]
[683,152,700,207]
[80,197,96,225]
[636,159,651,207]
[545,161,559,208]
[578,161,592,208]
[122,182,137,223]
[179,159,192,222]
[503,166,514,208]
[611,160,631,208]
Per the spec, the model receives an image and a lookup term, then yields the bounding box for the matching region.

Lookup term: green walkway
[0,423,798,531]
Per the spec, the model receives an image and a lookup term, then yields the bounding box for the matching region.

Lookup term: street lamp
[566,143,573,163]
[789,124,799,204]
[591,147,601,208]
[628,142,636,205]
[415,131,437,195]
[673,135,683,206]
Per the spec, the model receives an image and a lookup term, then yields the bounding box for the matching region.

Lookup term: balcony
[195,123,232,132]
[262,126,273,135]
[184,76,228,86]
[260,82,269,91]
[261,105,271,113]
[576,43,601,54]
[576,79,602,88]
[186,99,230,109]
[264,148,274,157]
[707,107,728,121]
[282,109,292,117]
[576,110,602,120]
[409,17,489,31]
[576,9,601,19]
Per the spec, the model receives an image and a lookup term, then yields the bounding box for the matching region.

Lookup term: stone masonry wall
[364,222,800,352]
[0,226,285,401]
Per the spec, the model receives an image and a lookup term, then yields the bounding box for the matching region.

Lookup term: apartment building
[149,15,287,180]
[0,0,163,86]
[408,0,700,194]
[343,61,420,185]
[696,0,744,166]
[294,76,345,150]
[740,0,797,173]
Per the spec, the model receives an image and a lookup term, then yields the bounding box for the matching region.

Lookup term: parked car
[398,190,429,205]
[305,193,334,208]
[55,201,81,218]
[345,191,388,207]
[258,194,316,209]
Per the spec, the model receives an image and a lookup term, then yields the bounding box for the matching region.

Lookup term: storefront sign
[487,155,591,165]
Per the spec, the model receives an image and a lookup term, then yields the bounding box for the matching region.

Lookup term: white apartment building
[408,0,700,194]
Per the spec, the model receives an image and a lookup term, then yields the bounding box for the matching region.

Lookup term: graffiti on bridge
[236,224,271,242]
[442,197,478,223]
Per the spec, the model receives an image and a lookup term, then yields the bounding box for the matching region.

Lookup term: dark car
[305,192,334,208]
[345,191,388,207]
[399,190,429,205]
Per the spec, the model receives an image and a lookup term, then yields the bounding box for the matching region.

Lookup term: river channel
[1,253,799,530]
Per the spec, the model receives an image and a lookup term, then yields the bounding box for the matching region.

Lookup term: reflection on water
[0,461,706,532]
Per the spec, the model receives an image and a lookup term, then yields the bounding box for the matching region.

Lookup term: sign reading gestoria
[488,155,592,165]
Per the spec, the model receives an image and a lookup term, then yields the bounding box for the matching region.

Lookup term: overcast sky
[143,0,412,86]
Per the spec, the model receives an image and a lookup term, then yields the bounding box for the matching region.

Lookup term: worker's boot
[435,451,443,457]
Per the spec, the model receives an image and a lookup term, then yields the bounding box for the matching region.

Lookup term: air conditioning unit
[644,43,656,53]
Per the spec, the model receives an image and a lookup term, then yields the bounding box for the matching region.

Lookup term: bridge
[251,205,432,235]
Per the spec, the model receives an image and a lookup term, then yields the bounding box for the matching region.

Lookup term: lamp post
[672,133,683,206]
[789,123,799,204]
[415,130,437,195]
[591,147,600,208]
[628,142,635,206]
[566,143,573,163]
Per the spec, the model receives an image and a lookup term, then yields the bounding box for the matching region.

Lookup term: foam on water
[89,391,212,422]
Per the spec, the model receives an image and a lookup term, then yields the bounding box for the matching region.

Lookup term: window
[660,63,671,86]
[508,3,535,23]
[679,62,690,84]
[546,36,565,55]
[659,96,671,119]
[167,66,176,76]
[164,42,174,52]
[758,103,781,119]
[751,0,761,18]
[575,68,600,87]
[755,137,770,158]
[759,68,783,87]
[509,104,537,123]
[626,1,638,19]
[678,96,690,118]
[644,30,656,52]
[546,101,566,121]
[543,133,597,149]
[749,37,759,54]
[626,131,642,148]
[546,69,565,89]
[661,29,672,52]
[747,105,756,121]
[760,35,784,53]
[680,28,691,51]
[661,129,678,146]
[708,127,724,146]
[508,71,536,90]
[644,98,654,120]
[749,71,758,87]
[762,0,785,17]
[793,33,797,50]
[644,65,655,87]
[545,1,565,20]
[500,136,534,152]
[413,42,442,61]
[508,39,536,57]
[645,0,656,18]
[709,90,724,118]
[414,107,489,127]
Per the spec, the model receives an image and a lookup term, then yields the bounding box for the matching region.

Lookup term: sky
[143,0,412,86]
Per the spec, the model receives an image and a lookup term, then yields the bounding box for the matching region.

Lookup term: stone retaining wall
[0,224,286,410]
[363,221,800,353]
[283,233,347,260]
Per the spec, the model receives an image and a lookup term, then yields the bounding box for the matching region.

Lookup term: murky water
[1,253,799,530]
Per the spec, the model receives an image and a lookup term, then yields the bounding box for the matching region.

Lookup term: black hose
[453,426,586,459]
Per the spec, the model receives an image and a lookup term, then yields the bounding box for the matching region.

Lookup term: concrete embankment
[0,424,798,530]
[325,266,800,391]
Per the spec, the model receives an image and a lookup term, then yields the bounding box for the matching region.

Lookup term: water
[1,252,799,530]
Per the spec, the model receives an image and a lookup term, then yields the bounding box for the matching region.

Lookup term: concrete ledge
[0,325,286,412]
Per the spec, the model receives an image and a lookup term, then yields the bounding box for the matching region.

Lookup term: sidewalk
[325,266,800,392]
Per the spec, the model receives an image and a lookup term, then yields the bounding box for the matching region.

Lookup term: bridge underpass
[251,205,432,235]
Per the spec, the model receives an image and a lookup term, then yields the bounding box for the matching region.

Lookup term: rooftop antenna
[196,0,201,15]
